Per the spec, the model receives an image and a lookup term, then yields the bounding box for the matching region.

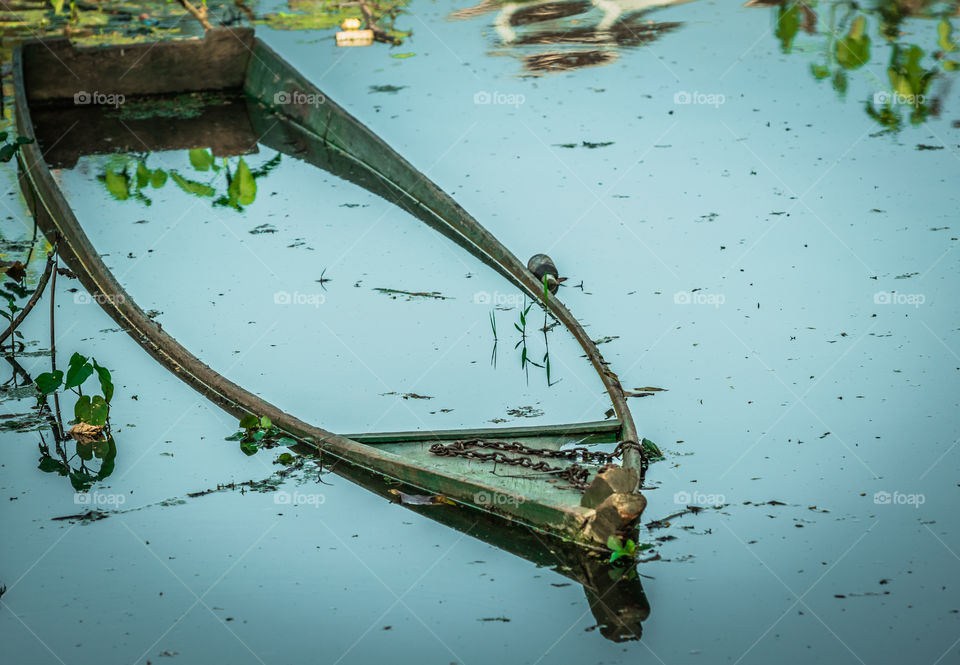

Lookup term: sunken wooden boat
[13,28,649,549]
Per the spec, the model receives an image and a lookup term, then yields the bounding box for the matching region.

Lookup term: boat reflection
[306,441,652,642]
[448,0,695,73]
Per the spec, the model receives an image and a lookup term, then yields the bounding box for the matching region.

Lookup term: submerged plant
[227,414,298,456]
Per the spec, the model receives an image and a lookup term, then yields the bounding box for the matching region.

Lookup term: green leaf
[832,69,848,95]
[240,441,259,456]
[88,396,109,427]
[277,452,295,465]
[606,535,622,550]
[641,437,665,461]
[0,131,7,142]
[15,136,34,145]
[75,394,91,422]
[836,16,870,70]
[38,455,68,474]
[65,361,94,390]
[239,414,259,429]
[810,64,830,80]
[104,167,130,201]
[249,153,282,178]
[775,3,800,53]
[149,169,168,188]
[170,171,215,197]
[92,360,114,403]
[136,161,150,189]
[0,143,17,162]
[259,415,272,430]
[35,370,63,395]
[76,440,94,461]
[68,352,87,371]
[228,157,257,206]
[96,438,117,480]
[938,20,957,53]
[189,148,215,171]
[69,469,96,492]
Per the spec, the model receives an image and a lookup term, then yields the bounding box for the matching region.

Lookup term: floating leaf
[69,422,105,443]
[277,452,295,465]
[239,414,259,429]
[259,415,272,430]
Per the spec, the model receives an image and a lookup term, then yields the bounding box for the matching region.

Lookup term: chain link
[428,439,624,491]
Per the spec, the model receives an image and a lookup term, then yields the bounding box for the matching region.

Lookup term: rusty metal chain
[428,439,624,491]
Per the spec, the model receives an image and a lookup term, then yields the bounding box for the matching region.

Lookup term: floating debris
[373,287,449,300]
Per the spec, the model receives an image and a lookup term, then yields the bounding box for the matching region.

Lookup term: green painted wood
[345,419,621,444]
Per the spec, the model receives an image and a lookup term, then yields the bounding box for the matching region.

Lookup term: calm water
[2,0,959,663]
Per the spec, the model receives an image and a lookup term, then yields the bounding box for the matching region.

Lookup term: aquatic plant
[607,536,653,563]
[227,414,298,456]
[0,132,34,163]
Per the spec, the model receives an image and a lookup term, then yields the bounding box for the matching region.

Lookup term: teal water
[2,0,959,663]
